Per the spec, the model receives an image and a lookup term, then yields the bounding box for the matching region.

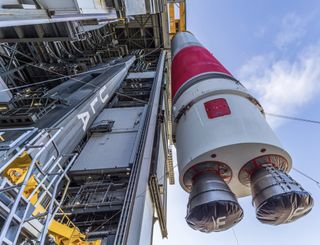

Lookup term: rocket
[171,32,313,232]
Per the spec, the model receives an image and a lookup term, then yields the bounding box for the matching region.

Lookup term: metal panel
[70,107,145,172]
[95,106,145,130]
[39,0,113,13]
[76,0,110,14]
[124,0,162,16]
[124,0,147,16]
[204,98,231,119]
[33,0,77,12]
[38,0,111,13]
[0,0,20,5]
[71,131,136,171]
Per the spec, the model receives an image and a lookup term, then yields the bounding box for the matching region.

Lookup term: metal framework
[0,0,179,244]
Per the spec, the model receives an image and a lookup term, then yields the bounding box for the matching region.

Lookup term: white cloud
[274,12,307,49]
[238,43,320,127]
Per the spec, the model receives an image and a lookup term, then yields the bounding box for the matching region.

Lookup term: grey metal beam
[124,50,166,245]
[62,203,123,214]
[0,37,72,43]
[0,9,118,28]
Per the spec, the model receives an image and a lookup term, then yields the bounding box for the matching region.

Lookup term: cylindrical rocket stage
[171,31,313,232]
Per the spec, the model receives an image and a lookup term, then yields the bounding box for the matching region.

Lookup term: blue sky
[154,1,320,244]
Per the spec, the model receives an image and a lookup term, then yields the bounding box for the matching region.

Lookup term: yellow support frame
[168,1,186,38]
[179,2,186,32]
[169,3,176,38]
[1,151,101,245]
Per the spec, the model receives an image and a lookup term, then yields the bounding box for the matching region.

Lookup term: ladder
[0,128,76,244]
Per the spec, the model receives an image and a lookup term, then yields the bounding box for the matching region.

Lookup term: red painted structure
[171,42,232,98]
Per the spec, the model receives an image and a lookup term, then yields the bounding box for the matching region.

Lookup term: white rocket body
[173,76,291,197]
[171,32,313,232]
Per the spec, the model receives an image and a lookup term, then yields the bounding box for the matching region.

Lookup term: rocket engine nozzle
[186,173,243,232]
[250,165,314,225]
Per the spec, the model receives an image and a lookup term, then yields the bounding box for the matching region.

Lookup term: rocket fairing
[171,32,313,232]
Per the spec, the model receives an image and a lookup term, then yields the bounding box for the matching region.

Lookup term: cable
[0,47,150,93]
[1,70,91,92]
[232,228,240,245]
[0,44,160,93]
[137,46,162,60]
[2,45,319,128]
[0,48,129,92]
[293,167,320,189]
[266,113,320,125]
[4,57,320,128]
[91,210,122,232]
[134,164,177,199]
[0,63,115,92]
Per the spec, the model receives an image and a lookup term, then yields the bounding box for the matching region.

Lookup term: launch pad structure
[0,1,186,244]
[0,1,314,245]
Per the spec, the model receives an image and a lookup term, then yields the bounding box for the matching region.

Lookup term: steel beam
[0,10,118,28]
[122,50,166,245]
[0,37,71,43]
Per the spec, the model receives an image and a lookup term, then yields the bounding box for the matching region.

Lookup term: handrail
[0,128,62,243]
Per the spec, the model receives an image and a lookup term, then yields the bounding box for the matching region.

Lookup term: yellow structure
[168,1,186,38]
[2,151,100,245]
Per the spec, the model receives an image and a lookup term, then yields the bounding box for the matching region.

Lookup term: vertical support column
[179,2,186,32]
[122,51,166,245]
[168,3,176,38]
